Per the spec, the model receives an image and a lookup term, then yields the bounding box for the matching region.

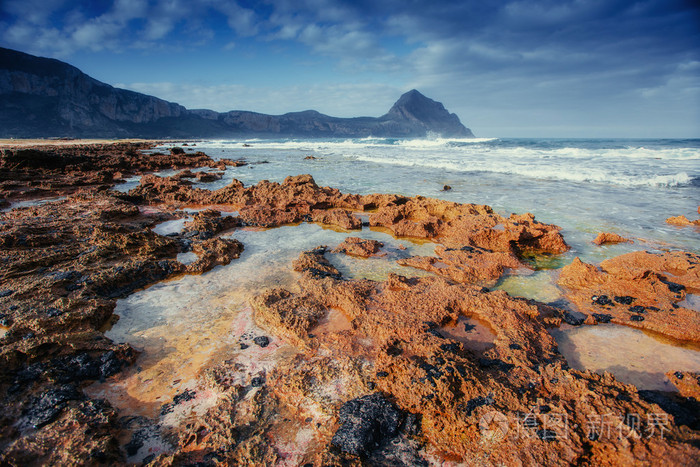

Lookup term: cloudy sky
[2,0,699,137]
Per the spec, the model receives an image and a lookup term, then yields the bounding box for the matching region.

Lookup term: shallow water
[550,324,700,391]
[440,316,496,353]
[152,217,192,236]
[0,196,67,212]
[91,222,439,423]
[494,269,563,303]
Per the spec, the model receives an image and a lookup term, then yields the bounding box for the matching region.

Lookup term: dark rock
[441,185,452,191]
[592,313,612,323]
[509,343,523,350]
[630,315,645,322]
[376,371,389,378]
[240,342,249,350]
[253,336,270,347]
[629,306,646,314]
[414,358,444,386]
[160,389,196,416]
[331,393,404,457]
[251,376,265,387]
[478,358,515,371]
[591,295,613,306]
[662,280,685,293]
[440,342,461,353]
[614,296,635,305]
[563,311,587,326]
[0,289,14,298]
[464,395,493,415]
[674,371,684,380]
[22,385,81,429]
[638,390,700,430]
[45,307,63,317]
[99,350,124,378]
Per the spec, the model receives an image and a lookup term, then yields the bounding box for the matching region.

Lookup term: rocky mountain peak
[0,47,474,138]
[384,89,473,137]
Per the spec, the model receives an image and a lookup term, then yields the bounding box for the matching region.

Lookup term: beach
[0,139,698,465]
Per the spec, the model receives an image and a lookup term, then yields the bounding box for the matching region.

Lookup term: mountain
[0,47,474,139]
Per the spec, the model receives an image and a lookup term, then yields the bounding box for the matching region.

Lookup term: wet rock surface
[592,232,631,245]
[0,142,242,203]
[332,237,384,257]
[398,243,523,285]
[225,247,700,465]
[558,252,700,342]
[331,393,405,456]
[1,143,698,465]
[0,144,249,464]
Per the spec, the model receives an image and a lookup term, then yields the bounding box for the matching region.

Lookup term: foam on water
[150,137,698,267]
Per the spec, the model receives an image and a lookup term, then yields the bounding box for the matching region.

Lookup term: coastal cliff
[0,47,473,139]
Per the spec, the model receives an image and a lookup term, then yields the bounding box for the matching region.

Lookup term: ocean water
[174,137,699,262]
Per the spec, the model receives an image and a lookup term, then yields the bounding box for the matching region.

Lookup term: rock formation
[558,252,700,342]
[592,232,631,245]
[0,47,473,139]
[1,143,698,465]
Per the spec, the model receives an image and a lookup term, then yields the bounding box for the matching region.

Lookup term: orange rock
[369,198,568,255]
[187,237,243,274]
[559,257,605,288]
[310,208,362,230]
[665,215,700,227]
[398,244,523,284]
[183,209,239,236]
[666,371,700,400]
[592,232,631,245]
[241,247,700,464]
[332,237,383,257]
[558,251,700,342]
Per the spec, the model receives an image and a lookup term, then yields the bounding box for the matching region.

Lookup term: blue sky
[1,0,699,137]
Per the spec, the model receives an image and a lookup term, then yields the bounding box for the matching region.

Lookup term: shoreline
[0,138,167,148]
[0,143,698,464]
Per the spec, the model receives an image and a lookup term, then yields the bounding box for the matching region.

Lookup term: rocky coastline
[0,142,698,465]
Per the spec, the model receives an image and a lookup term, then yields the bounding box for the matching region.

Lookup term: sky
[1,0,699,137]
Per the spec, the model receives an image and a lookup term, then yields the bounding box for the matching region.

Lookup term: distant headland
[0,47,473,139]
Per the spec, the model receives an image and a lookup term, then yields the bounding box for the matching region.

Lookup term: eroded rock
[558,251,700,342]
[332,237,383,257]
[593,232,632,245]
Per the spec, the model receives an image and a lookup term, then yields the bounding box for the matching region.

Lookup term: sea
[173,136,700,260]
[97,137,700,461]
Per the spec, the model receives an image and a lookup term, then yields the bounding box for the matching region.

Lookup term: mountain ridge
[0,47,474,139]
